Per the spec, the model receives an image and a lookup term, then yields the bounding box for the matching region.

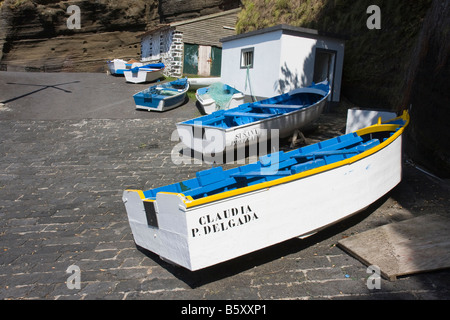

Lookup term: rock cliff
[0,0,239,72]
[236,0,449,178]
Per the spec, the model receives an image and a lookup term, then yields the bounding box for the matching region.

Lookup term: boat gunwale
[124,67,165,74]
[134,78,189,98]
[130,111,409,209]
[177,89,331,133]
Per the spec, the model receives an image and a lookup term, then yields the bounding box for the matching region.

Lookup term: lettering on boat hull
[232,128,259,145]
[191,205,259,238]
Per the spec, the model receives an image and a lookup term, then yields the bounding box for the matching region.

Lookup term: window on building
[240,47,254,68]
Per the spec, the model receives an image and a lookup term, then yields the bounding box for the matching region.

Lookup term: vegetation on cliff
[236,0,449,177]
[236,0,432,110]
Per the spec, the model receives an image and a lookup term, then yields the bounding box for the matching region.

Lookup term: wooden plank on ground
[338,214,450,281]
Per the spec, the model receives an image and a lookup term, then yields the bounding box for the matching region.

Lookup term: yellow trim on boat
[183,110,409,208]
[127,111,410,209]
[126,189,146,200]
[125,189,156,202]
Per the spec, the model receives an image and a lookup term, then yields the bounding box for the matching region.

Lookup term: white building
[220,24,345,103]
[139,9,240,78]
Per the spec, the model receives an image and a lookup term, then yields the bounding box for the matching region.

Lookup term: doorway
[183,44,222,76]
[313,48,336,101]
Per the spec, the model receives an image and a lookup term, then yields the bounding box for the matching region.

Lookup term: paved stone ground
[0,71,449,302]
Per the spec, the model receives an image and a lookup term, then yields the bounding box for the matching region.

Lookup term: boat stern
[123,190,196,269]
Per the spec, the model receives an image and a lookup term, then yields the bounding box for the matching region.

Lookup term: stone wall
[141,28,183,78]
[167,30,183,77]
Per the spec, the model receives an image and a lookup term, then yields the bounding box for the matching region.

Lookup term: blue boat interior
[141,117,406,201]
[130,63,165,73]
[184,82,329,128]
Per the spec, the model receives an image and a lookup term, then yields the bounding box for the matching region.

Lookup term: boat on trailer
[123,111,410,271]
[123,63,165,84]
[133,78,189,112]
[176,81,330,154]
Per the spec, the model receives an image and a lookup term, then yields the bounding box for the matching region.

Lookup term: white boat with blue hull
[133,78,189,112]
[176,81,331,154]
[123,111,410,271]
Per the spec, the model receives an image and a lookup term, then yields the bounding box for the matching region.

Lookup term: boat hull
[107,59,143,75]
[123,132,404,271]
[133,78,189,112]
[135,92,187,112]
[176,96,327,154]
[124,69,164,83]
[188,77,221,90]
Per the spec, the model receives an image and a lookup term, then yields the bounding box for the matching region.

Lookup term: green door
[210,46,222,77]
[183,43,198,75]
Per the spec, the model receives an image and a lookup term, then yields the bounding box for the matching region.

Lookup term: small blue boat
[133,77,189,112]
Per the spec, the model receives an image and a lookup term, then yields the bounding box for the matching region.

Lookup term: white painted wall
[277,34,316,94]
[221,27,345,102]
[279,34,345,101]
[221,29,283,99]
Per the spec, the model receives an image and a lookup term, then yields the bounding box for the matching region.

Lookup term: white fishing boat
[176,81,330,154]
[187,77,221,90]
[106,59,143,75]
[196,82,245,114]
[123,111,410,271]
[123,63,165,84]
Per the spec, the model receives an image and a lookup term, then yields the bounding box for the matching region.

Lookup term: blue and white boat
[124,63,165,84]
[107,59,143,75]
[123,111,410,271]
[133,77,189,112]
[196,82,245,115]
[177,81,331,154]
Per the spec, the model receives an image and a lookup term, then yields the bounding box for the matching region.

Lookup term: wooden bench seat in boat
[255,104,304,109]
[224,111,275,119]
[260,133,364,167]
[156,136,381,198]
[181,167,239,198]
[230,158,326,179]
[230,169,292,178]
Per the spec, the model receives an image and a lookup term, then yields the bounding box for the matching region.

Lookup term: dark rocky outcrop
[236,0,449,178]
[0,0,239,72]
[400,0,450,178]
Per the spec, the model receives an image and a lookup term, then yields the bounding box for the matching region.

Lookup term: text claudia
[191,205,258,237]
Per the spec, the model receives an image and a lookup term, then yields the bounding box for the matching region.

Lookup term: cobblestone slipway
[0,71,449,302]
